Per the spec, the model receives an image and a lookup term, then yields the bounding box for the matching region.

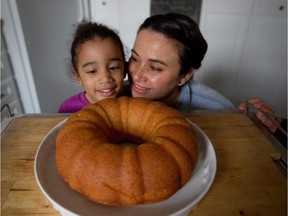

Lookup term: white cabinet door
[2,0,41,113]
[195,0,287,117]
[1,35,24,118]
[89,0,150,57]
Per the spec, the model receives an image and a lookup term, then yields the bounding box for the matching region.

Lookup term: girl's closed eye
[84,65,98,74]
[86,69,97,74]
[82,61,98,74]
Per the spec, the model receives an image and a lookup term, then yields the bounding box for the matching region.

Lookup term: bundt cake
[56,96,198,206]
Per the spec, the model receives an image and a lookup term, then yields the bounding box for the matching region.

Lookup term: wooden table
[1,112,287,216]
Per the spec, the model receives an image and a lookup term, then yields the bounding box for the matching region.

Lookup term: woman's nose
[130,63,146,82]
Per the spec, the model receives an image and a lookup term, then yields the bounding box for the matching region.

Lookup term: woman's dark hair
[138,13,208,74]
[70,22,125,71]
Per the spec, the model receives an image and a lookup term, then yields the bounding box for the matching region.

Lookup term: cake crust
[56,96,198,205]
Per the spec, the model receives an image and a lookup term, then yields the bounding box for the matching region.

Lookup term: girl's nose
[99,70,113,84]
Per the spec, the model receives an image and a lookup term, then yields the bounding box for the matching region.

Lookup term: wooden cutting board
[1,113,287,215]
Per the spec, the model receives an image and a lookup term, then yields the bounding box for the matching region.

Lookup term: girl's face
[128,30,189,106]
[74,38,124,104]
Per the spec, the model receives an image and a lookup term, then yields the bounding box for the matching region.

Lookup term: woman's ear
[178,68,195,86]
[72,71,83,86]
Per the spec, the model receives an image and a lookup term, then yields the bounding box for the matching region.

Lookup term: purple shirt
[58,92,90,113]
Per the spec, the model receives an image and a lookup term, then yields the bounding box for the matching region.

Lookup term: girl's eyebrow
[109,57,122,62]
[82,58,122,68]
[131,49,167,66]
[82,61,97,68]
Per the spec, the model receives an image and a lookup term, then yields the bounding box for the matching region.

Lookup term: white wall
[196,0,287,117]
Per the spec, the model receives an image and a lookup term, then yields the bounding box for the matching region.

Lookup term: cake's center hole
[119,141,139,147]
[118,136,143,147]
[115,134,144,147]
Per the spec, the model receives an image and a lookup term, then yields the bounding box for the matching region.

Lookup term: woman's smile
[132,83,151,95]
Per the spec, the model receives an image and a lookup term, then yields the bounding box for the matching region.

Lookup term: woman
[126,13,285,143]
[126,13,235,110]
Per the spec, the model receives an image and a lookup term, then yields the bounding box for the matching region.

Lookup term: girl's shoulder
[59,92,89,113]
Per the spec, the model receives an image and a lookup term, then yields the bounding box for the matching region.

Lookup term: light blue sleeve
[177,80,235,110]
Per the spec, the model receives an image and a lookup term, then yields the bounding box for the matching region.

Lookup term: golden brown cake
[56,96,198,206]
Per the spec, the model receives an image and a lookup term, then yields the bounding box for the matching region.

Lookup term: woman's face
[128,29,185,106]
[75,38,124,104]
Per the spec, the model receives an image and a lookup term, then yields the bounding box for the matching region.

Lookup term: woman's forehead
[136,29,176,45]
[134,30,180,61]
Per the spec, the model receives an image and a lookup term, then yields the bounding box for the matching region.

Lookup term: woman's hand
[239,98,282,133]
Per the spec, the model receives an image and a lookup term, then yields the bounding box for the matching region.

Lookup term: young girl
[59,22,126,113]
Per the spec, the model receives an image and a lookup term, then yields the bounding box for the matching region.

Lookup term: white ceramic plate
[34,119,216,216]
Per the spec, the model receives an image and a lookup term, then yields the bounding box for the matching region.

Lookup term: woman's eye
[130,56,139,63]
[150,66,162,72]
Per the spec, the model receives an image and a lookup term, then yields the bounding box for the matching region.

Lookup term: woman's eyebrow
[148,59,167,66]
[131,49,140,57]
[131,49,167,66]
